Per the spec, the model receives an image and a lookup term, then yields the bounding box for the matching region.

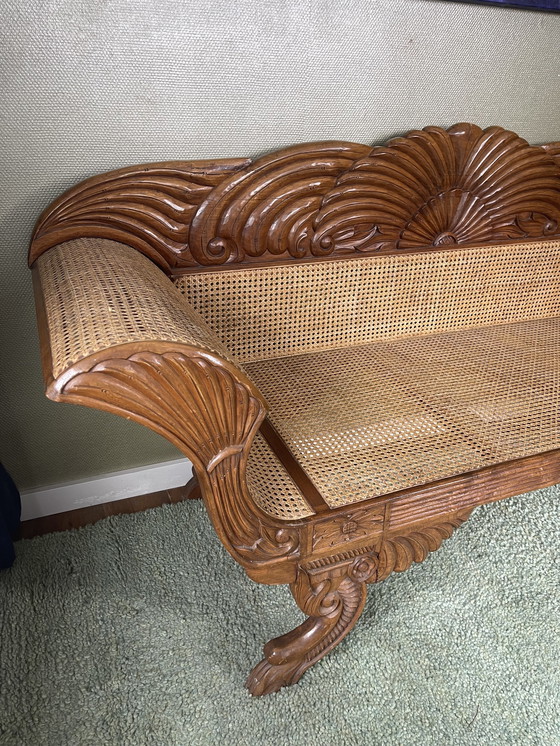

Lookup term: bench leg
[183,473,202,500]
[245,508,474,695]
[246,562,369,696]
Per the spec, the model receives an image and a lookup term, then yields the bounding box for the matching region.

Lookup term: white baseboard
[20,458,193,521]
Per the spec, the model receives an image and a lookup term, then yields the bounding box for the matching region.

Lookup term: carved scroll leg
[246,566,368,696]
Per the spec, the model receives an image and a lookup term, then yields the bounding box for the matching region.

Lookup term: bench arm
[31,239,296,571]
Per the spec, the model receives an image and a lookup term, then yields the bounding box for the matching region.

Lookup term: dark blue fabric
[453,0,559,10]
[0,463,21,569]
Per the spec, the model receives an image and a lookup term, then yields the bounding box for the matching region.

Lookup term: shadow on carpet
[0,487,559,746]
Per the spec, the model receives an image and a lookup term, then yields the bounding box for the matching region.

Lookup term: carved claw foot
[246,563,370,696]
[245,657,305,696]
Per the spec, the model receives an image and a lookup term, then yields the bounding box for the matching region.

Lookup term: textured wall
[1,0,559,490]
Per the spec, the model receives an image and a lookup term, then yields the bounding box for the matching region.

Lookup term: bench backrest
[174,239,560,362]
[29,122,560,362]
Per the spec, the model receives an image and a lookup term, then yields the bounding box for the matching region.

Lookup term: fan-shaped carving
[29,125,560,271]
[188,141,371,265]
[313,124,560,254]
[55,351,263,473]
[376,509,473,582]
[51,348,301,568]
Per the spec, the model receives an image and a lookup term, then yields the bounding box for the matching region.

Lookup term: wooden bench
[29,123,560,695]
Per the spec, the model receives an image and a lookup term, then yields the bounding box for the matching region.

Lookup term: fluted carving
[30,122,560,696]
[246,560,369,696]
[313,124,560,254]
[29,159,250,269]
[246,508,474,694]
[54,350,261,471]
[30,125,559,272]
[188,141,370,265]
[376,509,473,582]
[51,347,300,571]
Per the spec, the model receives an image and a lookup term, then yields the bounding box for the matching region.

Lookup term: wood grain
[29,124,560,271]
[29,159,250,270]
[19,487,191,539]
[29,122,560,695]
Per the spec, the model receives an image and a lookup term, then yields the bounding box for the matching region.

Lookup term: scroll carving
[313,124,560,254]
[246,557,369,695]
[187,141,371,265]
[542,141,560,165]
[29,159,250,269]
[51,348,300,572]
[30,125,560,272]
[247,509,472,694]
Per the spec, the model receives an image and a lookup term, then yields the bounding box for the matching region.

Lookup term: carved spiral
[30,126,560,271]
[188,141,371,264]
[30,160,248,268]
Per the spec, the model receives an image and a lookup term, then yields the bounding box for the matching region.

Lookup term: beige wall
[1,0,559,489]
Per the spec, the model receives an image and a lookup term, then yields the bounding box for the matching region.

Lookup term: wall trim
[20,458,192,521]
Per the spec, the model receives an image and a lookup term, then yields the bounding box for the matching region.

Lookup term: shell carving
[312,124,560,254]
[30,124,560,269]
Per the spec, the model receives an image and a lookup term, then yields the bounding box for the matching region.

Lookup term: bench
[29,123,560,695]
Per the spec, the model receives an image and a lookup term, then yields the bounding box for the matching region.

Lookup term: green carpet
[1,488,559,746]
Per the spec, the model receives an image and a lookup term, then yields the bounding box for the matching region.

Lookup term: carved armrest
[31,238,278,566]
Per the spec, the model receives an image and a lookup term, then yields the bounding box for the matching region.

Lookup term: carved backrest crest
[30,124,560,272]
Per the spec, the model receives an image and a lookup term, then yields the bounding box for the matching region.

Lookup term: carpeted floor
[0,488,559,746]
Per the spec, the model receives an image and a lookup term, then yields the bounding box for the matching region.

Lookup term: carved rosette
[312,506,385,552]
[247,508,473,694]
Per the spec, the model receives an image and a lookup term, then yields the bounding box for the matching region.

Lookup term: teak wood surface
[29,123,560,695]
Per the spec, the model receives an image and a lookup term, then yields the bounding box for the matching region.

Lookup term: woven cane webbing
[38,239,234,378]
[245,317,560,508]
[175,240,560,362]
[246,433,314,520]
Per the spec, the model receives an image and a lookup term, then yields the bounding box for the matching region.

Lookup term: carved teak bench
[29,124,560,695]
